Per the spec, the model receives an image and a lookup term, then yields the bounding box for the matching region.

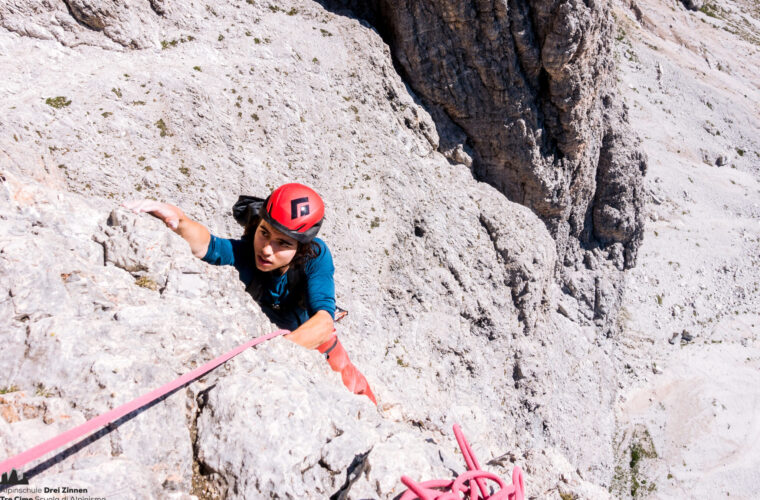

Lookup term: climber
[124,183,376,404]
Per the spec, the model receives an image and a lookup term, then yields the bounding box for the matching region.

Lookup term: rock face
[0,0,632,497]
[681,0,705,10]
[63,0,160,48]
[326,0,647,334]
[607,0,760,497]
[1,0,160,48]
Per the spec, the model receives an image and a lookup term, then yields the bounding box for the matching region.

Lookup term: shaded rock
[682,0,705,11]
[593,101,648,268]
[473,184,556,333]
[194,347,380,498]
[63,0,160,48]
[344,431,461,499]
[0,0,159,49]
[0,0,637,495]
[329,0,647,333]
[149,0,167,16]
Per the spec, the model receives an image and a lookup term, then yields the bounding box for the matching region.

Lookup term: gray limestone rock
[63,0,160,49]
[682,0,705,10]
[329,0,648,334]
[1,0,159,49]
[193,348,380,498]
[0,0,629,496]
[473,184,556,333]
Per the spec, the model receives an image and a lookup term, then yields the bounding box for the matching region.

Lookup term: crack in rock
[330,448,372,500]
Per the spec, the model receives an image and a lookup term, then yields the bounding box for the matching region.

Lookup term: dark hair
[243,216,321,265]
[242,216,321,305]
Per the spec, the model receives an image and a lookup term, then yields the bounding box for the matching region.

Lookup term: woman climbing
[124,183,376,404]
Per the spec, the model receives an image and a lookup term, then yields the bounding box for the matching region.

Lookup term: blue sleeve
[202,235,255,286]
[304,239,336,318]
[202,234,246,267]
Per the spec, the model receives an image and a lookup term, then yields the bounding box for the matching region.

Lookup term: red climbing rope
[315,308,377,405]
[399,424,525,500]
[317,334,377,405]
[0,329,289,477]
[1,308,378,480]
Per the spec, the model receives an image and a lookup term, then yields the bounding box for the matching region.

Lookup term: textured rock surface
[609,0,760,497]
[5,0,752,498]
[0,119,606,499]
[325,0,648,334]
[1,0,161,49]
[681,0,705,10]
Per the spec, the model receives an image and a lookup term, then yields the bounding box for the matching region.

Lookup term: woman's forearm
[175,214,211,258]
[285,310,335,349]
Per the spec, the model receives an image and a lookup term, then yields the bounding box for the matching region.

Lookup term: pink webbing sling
[0,329,288,477]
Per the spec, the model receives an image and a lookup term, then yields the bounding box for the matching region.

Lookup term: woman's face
[253,220,298,273]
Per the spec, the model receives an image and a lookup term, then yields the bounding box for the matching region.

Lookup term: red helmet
[259,183,325,243]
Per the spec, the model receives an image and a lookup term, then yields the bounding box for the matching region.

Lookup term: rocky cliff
[324,0,647,335]
[0,0,693,498]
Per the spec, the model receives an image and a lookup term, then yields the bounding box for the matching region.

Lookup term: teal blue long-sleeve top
[202,235,336,329]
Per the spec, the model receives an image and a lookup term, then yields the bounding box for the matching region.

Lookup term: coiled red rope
[399,424,525,500]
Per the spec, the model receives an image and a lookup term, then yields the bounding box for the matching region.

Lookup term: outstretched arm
[123,200,211,258]
[285,310,335,349]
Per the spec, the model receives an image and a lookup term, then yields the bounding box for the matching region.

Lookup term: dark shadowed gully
[320,0,647,334]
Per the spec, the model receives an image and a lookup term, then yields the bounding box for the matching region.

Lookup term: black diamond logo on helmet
[290,197,310,219]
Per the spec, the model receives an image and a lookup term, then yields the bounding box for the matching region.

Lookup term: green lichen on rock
[34,383,54,397]
[611,425,658,498]
[135,276,158,291]
[699,3,719,18]
[45,96,71,109]
[155,118,170,137]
